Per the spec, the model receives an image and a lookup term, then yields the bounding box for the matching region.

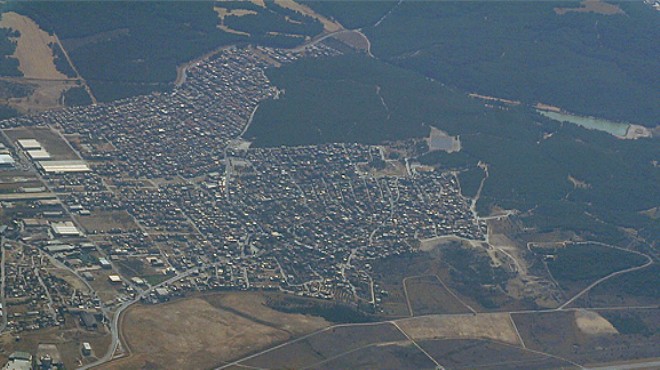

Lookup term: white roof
[51,221,81,236]
[0,154,15,165]
[39,160,90,173]
[17,139,41,149]
[27,149,51,160]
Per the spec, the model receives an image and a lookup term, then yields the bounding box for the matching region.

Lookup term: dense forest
[307,1,659,126]
[8,1,325,102]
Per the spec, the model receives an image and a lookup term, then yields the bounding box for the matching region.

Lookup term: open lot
[99,293,329,370]
[512,308,660,366]
[313,341,437,370]
[76,210,139,234]
[0,12,66,80]
[242,322,406,369]
[397,312,520,344]
[405,275,473,315]
[419,339,574,370]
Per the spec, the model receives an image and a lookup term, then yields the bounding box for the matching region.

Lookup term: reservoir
[537,110,630,137]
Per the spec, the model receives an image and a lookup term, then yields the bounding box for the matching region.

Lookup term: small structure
[82,342,92,356]
[99,258,112,269]
[108,275,122,284]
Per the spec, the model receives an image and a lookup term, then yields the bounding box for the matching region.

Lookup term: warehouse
[16,138,41,150]
[27,149,51,160]
[38,160,90,173]
[51,221,81,236]
[0,154,15,167]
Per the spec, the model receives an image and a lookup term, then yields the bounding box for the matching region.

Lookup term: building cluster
[0,41,485,350]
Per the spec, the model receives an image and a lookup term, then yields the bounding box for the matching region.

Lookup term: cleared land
[419,339,573,370]
[396,313,520,345]
[313,341,437,370]
[274,0,343,33]
[512,309,660,366]
[405,275,473,315]
[575,309,618,335]
[99,293,329,370]
[555,0,625,15]
[76,211,140,234]
[242,323,406,369]
[0,12,66,80]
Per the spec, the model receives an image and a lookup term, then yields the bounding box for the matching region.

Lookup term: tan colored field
[77,211,140,234]
[214,6,253,36]
[100,293,329,369]
[555,0,625,15]
[274,0,343,33]
[0,12,66,80]
[575,309,618,335]
[1,78,78,114]
[396,313,520,345]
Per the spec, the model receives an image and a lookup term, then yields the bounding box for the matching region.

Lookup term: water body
[538,110,630,137]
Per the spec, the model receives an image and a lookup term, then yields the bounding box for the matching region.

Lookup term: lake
[538,110,630,137]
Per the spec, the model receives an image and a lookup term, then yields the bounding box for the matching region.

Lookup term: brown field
[405,275,473,315]
[330,30,370,51]
[99,293,329,370]
[512,309,659,366]
[397,312,521,345]
[214,6,253,36]
[4,127,79,160]
[418,339,574,370]
[555,0,625,15]
[314,341,437,370]
[0,13,82,113]
[76,211,140,234]
[274,0,343,32]
[243,322,406,369]
[0,12,66,80]
[575,309,618,335]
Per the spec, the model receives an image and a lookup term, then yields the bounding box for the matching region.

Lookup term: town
[0,43,484,368]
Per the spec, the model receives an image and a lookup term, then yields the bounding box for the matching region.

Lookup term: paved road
[79,265,208,370]
[585,360,660,370]
[0,236,7,332]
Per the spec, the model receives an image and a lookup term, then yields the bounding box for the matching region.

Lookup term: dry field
[99,293,329,370]
[555,0,625,15]
[0,12,83,113]
[396,312,521,345]
[405,275,473,315]
[274,0,343,33]
[242,322,406,369]
[0,12,66,80]
[77,211,140,234]
[574,309,618,335]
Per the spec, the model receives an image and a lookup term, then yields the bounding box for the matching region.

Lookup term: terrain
[0,1,656,370]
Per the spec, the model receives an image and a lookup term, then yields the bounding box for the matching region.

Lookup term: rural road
[558,242,653,310]
[79,266,204,370]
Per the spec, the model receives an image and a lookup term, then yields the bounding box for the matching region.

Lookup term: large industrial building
[38,160,90,173]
